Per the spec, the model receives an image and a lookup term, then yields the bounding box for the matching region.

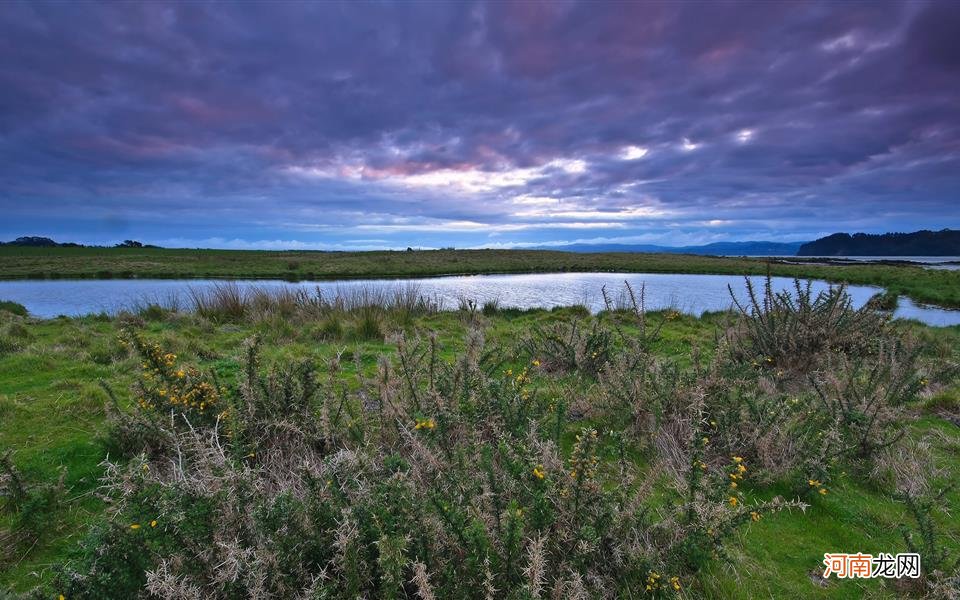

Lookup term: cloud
[0,0,957,249]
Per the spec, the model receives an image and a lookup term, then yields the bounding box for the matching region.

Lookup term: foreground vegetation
[2,246,959,309]
[1,280,959,598]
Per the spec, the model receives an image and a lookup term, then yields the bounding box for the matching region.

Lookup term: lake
[1,272,958,326]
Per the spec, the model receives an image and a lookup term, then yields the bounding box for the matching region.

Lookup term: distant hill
[544,241,806,256]
[0,237,161,248]
[798,229,960,256]
[0,236,83,247]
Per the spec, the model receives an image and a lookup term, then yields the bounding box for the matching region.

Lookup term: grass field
[2,246,960,309]
[1,284,959,598]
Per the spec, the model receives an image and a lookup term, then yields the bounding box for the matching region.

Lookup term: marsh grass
[185,281,438,325]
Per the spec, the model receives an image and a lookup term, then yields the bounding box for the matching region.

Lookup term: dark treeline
[0,236,160,249]
[799,229,960,256]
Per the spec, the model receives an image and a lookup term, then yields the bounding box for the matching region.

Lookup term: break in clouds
[1,0,959,249]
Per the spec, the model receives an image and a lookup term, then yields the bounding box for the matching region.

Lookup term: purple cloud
[1,0,958,249]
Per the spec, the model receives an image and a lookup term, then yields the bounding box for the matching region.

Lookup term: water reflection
[0,272,957,327]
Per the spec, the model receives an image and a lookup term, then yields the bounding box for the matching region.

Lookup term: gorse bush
[592,279,924,498]
[48,322,806,599]
[521,318,613,375]
[727,276,887,374]
[809,344,923,463]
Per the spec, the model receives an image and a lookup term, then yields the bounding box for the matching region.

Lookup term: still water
[0,272,957,326]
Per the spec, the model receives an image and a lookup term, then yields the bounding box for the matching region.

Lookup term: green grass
[0,301,27,317]
[1,307,959,597]
[2,246,959,308]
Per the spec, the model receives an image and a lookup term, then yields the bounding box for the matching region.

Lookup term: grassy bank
[1,283,959,598]
[2,246,959,309]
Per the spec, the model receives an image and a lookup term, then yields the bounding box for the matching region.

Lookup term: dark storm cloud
[0,0,958,248]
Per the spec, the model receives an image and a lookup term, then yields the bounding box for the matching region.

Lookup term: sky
[1,0,959,250]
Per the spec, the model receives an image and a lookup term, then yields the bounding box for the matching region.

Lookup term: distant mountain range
[797,229,960,256]
[547,229,960,257]
[538,241,806,256]
[3,229,958,256]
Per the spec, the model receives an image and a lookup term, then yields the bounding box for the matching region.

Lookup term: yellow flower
[532,359,541,367]
[176,370,185,378]
[750,511,761,522]
[532,465,546,480]
[150,520,158,528]
[729,481,737,489]
[808,479,821,487]
[737,464,747,474]
[728,496,738,507]
[702,436,710,444]
[819,488,828,495]
[130,523,141,530]
[414,418,436,430]
[670,576,681,590]
[732,456,743,463]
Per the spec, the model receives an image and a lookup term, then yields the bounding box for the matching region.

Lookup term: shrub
[727,276,888,374]
[522,318,613,375]
[56,328,803,598]
[0,335,20,357]
[873,438,960,592]
[52,523,152,599]
[0,300,27,317]
[808,344,922,463]
[866,291,899,311]
[0,451,64,546]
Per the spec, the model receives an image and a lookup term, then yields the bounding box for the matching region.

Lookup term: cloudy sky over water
[1,0,959,249]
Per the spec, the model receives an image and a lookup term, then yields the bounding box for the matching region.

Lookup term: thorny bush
[46,325,801,599]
